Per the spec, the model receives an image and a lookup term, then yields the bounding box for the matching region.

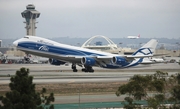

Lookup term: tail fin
[132,39,158,56]
[138,34,140,38]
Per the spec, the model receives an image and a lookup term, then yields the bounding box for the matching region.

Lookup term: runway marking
[68,80,75,83]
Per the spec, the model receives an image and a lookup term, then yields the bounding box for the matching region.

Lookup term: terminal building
[81,35,122,54]
[81,35,180,59]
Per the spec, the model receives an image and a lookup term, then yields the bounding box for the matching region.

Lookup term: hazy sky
[0,0,180,39]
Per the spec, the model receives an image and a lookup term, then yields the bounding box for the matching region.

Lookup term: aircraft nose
[13,40,18,47]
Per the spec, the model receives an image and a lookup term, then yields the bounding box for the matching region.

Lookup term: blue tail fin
[132,39,158,56]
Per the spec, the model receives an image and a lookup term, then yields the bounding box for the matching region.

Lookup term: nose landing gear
[72,64,78,72]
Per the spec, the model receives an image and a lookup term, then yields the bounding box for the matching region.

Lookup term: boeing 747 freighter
[13,36,158,72]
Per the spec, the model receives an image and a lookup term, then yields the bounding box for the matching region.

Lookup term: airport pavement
[0,63,180,84]
[54,93,124,104]
[0,63,180,106]
[0,62,179,72]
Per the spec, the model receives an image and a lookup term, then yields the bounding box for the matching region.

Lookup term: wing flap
[124,54,154,62]
[126,54,153,58]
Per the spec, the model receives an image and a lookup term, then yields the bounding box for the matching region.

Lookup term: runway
[0,63,180,107]
[0,63,179,84]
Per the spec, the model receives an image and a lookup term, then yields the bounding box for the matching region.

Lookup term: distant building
[95,41,102,46]
[82,35,119,51]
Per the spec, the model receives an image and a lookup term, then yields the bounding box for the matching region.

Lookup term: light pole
[78,89,80,109]
[176,42,180,57]
[139,43,142,48]
[119,42,122,47]
[77,43,81,47]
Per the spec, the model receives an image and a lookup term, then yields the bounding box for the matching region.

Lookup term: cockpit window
[24,36,29,39]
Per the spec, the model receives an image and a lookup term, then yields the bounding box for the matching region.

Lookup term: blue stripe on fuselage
[124,58,143,68]
[17,42,143,69]
[102,58,143,69]
[18,42,105,56]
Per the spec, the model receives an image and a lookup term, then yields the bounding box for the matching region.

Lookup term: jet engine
[112,56,127,65]
[81,57,96,66]
[49,58,66,65]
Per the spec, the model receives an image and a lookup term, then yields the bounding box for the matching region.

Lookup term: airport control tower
[21,4,40,36]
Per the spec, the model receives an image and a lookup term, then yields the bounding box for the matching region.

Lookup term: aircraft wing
[95,56,114,67]
[124,54,153,62]
[126,54,153,58]
[153,53,168,56]
[62,54,154,67]
[63,55,113,67]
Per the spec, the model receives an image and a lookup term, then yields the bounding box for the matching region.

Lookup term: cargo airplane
[13,36,158,73]
[127,34,140,39]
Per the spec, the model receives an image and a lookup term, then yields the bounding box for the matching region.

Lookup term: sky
[0,0,180,39]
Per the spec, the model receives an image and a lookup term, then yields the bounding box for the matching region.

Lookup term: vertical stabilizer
[132,39,158,56]
[138,34,140,38]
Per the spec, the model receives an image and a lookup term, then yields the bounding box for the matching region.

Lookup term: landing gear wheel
[82,68,85,72]
[72,64,78,72]
[82,66,94,73]
[89,69,94,73]
[73,69,78,72]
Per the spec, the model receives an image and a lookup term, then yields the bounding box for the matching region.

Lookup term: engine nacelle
[81,57,96,66]
[49,58,66,65]
[112,56,126,65]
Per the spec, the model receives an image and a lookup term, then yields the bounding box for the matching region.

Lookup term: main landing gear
[71,64,94,73]
[82,65,94,73]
